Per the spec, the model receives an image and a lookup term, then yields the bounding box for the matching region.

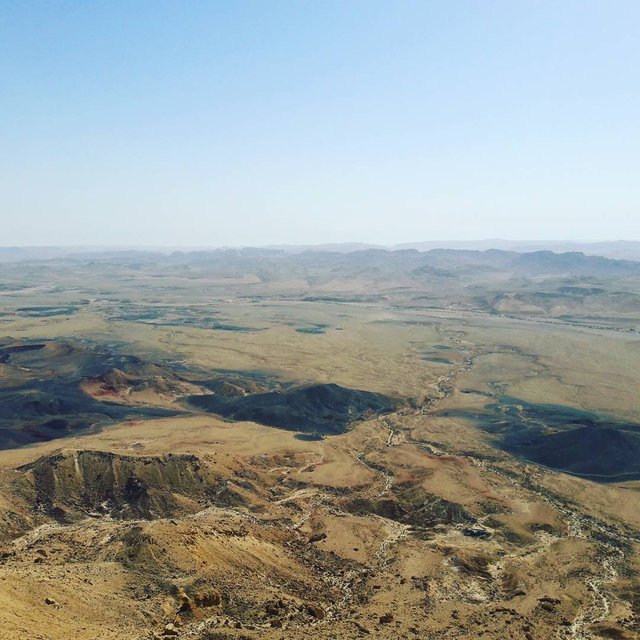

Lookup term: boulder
[307,604,325,619]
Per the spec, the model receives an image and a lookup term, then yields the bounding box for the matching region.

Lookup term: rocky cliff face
[12,450,246,522]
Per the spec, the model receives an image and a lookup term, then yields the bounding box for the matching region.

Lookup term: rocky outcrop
[12,450,244,521]
[187,383,399,435]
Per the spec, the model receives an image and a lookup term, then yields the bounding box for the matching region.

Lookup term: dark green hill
[508,425,640,481]
[443,398,640,482]
[187,383,398,435]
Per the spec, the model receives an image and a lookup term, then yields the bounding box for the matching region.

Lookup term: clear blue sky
[1,1,639,246]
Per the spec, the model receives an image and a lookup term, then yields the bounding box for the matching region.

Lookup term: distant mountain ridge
[2,240,640,262]
[392,240,640,261]
[2,245,640,279]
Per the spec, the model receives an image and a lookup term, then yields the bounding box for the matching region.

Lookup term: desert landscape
[0,247,638,639]
[4,0,639,636]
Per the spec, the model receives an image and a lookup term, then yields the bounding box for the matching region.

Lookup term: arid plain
[0,248,639,639]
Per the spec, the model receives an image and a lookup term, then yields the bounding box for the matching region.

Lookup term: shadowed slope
[187,383,399,435]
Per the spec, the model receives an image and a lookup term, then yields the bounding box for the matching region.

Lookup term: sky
[1,1,639,247]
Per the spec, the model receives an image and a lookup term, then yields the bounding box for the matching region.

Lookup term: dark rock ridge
[442,398,640,482]
[343,483,475,531]
[187,383,399,435]
[13,450,244,521]
[0,380,176,449]
[0,338,186,449]
[509,425,640,481]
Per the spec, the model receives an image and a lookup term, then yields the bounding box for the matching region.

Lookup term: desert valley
[0,247,638,639]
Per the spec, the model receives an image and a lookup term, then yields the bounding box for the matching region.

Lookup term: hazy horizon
[3,6,640,636]
[2,238,640,251]
[2,2,639,245]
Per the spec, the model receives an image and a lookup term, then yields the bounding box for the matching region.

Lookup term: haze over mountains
[2,240,640,263]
